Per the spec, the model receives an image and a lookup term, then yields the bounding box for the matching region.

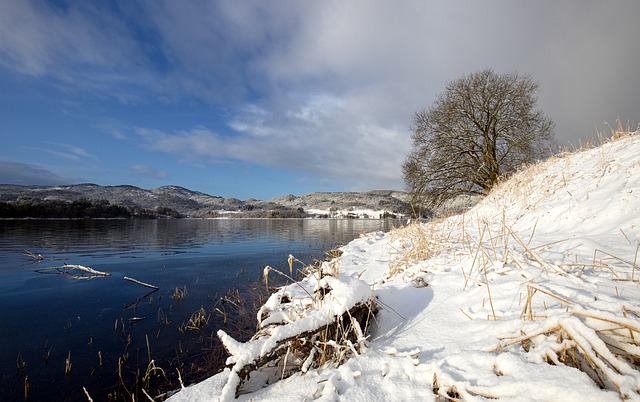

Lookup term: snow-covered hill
[0,183,226,215]
[169,129,640,401]
[0,184,408,218]
[270,191,408,218]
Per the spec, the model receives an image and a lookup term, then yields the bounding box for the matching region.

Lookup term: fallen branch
[63,264,110,276]
[123,276,159,290]
[36,264,110,278]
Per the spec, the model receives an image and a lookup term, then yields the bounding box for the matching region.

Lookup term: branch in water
[123,276,159,290]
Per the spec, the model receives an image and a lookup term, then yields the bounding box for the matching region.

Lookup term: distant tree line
[0,198,182,219]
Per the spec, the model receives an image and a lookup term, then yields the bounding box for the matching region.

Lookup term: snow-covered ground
[169,131,640,401]
[304,207,403,219]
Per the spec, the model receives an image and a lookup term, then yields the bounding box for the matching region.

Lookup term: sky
[0,1,639,200]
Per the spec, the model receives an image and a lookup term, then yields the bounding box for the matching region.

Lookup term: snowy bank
[169,130,640,401]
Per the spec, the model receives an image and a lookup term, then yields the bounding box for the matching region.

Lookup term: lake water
[0,218,401,401]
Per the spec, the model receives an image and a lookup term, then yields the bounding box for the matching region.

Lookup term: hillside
[268,190,408,218]
[0,184,408,218]
[168,129,640,401]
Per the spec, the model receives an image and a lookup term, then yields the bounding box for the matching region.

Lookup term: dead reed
[65,351,72,377]
[179,307,210,333]
[172,286,188,301]
[387,220,454,278]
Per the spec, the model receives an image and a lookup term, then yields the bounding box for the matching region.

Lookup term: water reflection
[0,219,399,260]
[0,218,402,401]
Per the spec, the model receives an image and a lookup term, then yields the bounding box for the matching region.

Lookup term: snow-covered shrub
[216,256,377,400]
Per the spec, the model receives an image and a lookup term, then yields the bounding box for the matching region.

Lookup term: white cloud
[136,89,410,191]
[25,143,98,162]
[0,1,152,100]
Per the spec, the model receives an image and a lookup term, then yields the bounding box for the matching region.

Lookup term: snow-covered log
[217,271,376,400]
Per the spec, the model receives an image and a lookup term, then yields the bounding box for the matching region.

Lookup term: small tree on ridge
[403,68,556,213]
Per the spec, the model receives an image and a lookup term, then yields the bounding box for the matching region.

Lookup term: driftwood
[35,264,110,279]
[63,264,110,276]
[123,276,159,290]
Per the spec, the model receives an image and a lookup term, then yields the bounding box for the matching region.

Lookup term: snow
[168,132,640,401]
[305,207,404,219]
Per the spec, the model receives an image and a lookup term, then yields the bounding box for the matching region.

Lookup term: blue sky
[1,1,639,199]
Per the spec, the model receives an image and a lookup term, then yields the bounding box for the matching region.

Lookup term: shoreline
[167,133,640,401]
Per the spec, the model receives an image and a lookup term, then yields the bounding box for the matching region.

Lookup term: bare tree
[403,68,556,214]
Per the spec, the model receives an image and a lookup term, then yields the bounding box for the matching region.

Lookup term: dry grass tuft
[172,286,188,301]
[387,220,454,278]
[178,307,210,333]
[600,118,639,143]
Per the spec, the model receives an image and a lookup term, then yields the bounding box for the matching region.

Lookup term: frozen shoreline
[169,132,640,401]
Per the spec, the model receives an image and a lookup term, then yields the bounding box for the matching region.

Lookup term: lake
[0,218,402,401]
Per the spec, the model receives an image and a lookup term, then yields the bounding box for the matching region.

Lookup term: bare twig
[83,386,93,402]
[123,276,159,290]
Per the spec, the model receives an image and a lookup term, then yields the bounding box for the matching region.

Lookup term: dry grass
[65,351,72,377]
[493,243,640,398]
[178,307,210,333]
[562,118,639,153]
[441,220,638,397]
[387,196,640,397]
[387,220,456,278]
[432,372,462,401]
[599,118,639,143]
[172,286,188,301]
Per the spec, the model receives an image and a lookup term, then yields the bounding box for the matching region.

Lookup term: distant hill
[0,184,409,218]
[267,190,408,218]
